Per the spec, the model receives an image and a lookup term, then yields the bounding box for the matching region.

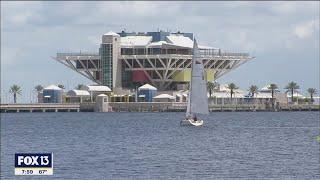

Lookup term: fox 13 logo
[15,153,53,175]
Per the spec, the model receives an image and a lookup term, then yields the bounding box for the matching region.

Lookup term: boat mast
[188,38,198,117]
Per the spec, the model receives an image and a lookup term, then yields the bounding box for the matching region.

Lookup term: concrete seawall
[1,103,319,113]
[0,103,80,113]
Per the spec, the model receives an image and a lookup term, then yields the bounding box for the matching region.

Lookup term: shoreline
[1,103,319,113]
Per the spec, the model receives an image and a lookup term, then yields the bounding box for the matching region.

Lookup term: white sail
[186,39,209,117]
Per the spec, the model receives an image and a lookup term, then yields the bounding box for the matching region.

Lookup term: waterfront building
[153,94,175,102]
[286,91,306,104]
[138,84,157,102]
[313,97,320,105]
[43,85,63,103]
[66,90,90,103]
[53,30,253,92]
[80,85,112,102]
[203,84,287,106]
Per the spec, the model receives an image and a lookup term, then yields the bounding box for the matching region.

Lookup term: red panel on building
[132,70,150,82]
[94,71,101,80]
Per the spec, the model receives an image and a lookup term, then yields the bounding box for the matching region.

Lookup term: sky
[1,1,319,103]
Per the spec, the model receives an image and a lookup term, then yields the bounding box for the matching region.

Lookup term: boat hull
[180,119,203,126]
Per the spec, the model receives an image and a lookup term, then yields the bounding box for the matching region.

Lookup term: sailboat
[180,39,209,126]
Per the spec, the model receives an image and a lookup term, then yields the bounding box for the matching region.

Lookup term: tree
[268,83,278,109]
[249,85,258,104]
[58,84,65,89]
[34,85,43,92]
[9,84,22,103]
[228,83,238,103]
[76,84,85,90]
[213,82,220,90]
[249,85,258,97]
[207,81,215,98]
[307,88,317,104]
[285,81,300,103]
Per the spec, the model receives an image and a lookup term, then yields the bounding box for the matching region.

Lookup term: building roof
[153,94,175,99]
[286,92,304,98]
[83,85,112,92]
[218,84,243,93]
[112,31,217,50]
[198,45,217,50]
[44,85,62,90]
[260,84,280,92]
[121,36,152,47]
[97,94,108,97]
[212,91,246,98]
[138,83,157,91]
[147,41,168,48]
[104,31,120,36]
[166,35,194,48]
[67,90,90,96]
[255,92,272,98]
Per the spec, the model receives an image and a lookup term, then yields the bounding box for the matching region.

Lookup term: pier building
[53,30,254,92]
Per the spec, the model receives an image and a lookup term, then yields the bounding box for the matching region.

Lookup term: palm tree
[213,81,220,91]
[307,88,317,104]
[9,84,22,103]
[34,85,43,92]
[34,85,44,103]
[207,81,215,98]
[268,84,278,99]
[249,85,258,97]
[249,85,258,104]
[285,81,300,103]
[268,83,278,109]
[76,84,85,90]
[228,83,238,104]
[58,84,65,89]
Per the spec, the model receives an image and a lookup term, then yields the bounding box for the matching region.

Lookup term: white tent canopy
[82,85,112,92]
[67,90,90,96]
[97,94,108,97]
[104,31,120,36]
[44,85,62,90]
[153,94,175,100]
[286,92,304,98]
[260,84,280,92]
[138,84,157,91]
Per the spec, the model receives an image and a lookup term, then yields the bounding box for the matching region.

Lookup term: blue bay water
[1,112,320,179]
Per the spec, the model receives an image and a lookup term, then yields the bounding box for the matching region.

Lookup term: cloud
[87,35,101,46]
[0,46,22,66]
[269,2,298,14]
[269,2,318,15]
[293,19,319,39]
[1,1,43,28]
[1,1,319,102]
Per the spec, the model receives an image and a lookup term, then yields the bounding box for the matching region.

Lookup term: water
[1,112,319,179]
